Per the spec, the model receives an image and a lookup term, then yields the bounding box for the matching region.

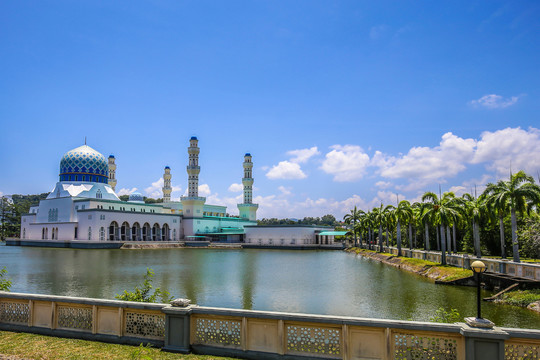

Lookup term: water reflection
[1,244,539,329]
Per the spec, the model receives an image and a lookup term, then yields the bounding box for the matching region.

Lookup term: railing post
[460,323,509,360]
[162,303,193,354]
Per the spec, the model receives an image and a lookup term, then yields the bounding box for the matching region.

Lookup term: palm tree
[394,200,412,257]
[343,206,362,247]
[484,189,508,259]
[384,205,395,248]
[484,171,540,262]
[462,193,486,258]
[416,202,431,251]
[422,192,460,265]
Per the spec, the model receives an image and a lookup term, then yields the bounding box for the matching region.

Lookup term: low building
[243,225,345,249]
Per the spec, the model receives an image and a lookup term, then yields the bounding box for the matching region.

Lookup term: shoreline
[347,247,540,313]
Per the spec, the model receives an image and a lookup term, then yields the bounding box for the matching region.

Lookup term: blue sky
[1,1,539,218]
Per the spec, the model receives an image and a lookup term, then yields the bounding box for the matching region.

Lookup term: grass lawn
[0,331,236,360]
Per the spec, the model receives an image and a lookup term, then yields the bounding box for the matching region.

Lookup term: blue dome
[128,192,144,203]
[59,145,109,183]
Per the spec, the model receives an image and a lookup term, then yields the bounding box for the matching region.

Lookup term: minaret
[162,166,172,203]
[238,153,258,221]
[108,155,117,191]
[181,137,206,236]
[187,137,200,197]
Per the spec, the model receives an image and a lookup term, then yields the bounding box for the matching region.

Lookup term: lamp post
[471,260,487,319]
[466,260,494,328]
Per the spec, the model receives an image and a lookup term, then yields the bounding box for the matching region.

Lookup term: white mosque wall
[244,226,329,246]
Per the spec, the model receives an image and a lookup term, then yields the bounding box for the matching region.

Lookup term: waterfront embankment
[346,247,473,282]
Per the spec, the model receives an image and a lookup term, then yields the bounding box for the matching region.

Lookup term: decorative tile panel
[394,332,457,360]
[124,311,165,339]
[505,342,540,360]
[0,301,29,325]
[194,317,241,347]
[286,324,341,357]
[57,306,92,331]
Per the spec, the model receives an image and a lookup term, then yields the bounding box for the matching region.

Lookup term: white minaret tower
[181,137,206,236]
[187,137,200,197]
[238,153,258,221]
[162,166,172,203]
[108,155,117,191]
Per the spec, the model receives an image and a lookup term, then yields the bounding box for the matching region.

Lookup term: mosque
[18,137,259,246]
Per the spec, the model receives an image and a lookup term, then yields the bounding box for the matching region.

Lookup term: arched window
[99,227,105,241]
[41,228,45,240]
[96,189,102,199]
[23,228,26,239]
[173,229,177,241]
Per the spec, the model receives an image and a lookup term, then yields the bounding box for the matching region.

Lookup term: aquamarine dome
[128,192,144,203]
[59,145,109,183]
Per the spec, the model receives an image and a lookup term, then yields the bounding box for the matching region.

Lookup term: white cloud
[278,186,291,196]
[145,178,181,199]
[320,145,370,182]
[470,94,519,109]
[145,178,164,198]
[198,184,211,196]
[375,181,392,189]
[117,187,138,196]
[286,147,320,163]
[228,183,243,192]
[375,132,476,187]
[472,127,540,175]
[266,161,307,180]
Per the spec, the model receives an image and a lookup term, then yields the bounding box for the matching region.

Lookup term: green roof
[317,231,349,236]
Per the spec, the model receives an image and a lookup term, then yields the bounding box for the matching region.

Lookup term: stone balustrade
[1,291,540,359]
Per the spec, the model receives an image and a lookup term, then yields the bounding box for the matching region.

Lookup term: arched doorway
[142,223,150,241]
[132,222,141,241]
[120,222,129,241]
[162,224,170,241]
[152,223,160,241]
[109,221,119,241]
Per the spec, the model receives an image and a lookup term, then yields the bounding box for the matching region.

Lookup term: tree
[344,206,363,247]
[484,171,540,262]
[115,268,173,303]
[394,200,412,257]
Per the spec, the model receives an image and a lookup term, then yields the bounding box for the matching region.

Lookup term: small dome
[245,153,251,157]
[59,145,109,183]
[165,166,170,169]
[128,192,144,203]
[190,136,197,140]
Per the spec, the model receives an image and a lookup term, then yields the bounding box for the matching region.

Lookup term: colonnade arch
[106,221,172,241]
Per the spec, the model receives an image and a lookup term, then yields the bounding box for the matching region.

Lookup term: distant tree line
[1,193,49,239]
[118,195,163,204]
[258,214,339,227]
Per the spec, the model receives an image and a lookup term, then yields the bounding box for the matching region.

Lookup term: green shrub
[429,308,461,323]
[115,268,173,303]
[0,267,11,292]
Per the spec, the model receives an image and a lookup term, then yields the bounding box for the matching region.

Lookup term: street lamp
[471,260,487,319]
[466,260,494,328]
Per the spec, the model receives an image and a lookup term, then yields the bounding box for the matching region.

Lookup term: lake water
[1,244,539,329]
